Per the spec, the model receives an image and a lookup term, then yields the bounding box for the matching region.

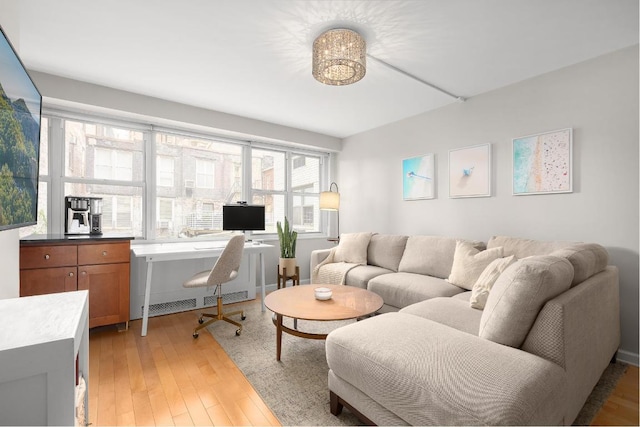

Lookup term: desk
[131,241,273,336]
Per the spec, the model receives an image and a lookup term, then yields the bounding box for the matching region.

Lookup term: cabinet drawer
[78,242,130,265]
[20,245,78,269]
[20,267,78,296]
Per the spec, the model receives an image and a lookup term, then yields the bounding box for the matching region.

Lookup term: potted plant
[277,217,297,276]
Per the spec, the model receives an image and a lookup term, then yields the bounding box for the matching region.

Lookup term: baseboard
[616,349,639,366]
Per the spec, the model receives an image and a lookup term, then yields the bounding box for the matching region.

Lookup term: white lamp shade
[320,191,340,211]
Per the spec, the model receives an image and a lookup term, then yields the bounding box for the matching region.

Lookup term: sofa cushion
[479,255,574,348]
[367,234,408,272]
[549,243,608,286]
[401,298,482,335]
[397,236,459,279]
[469,255,517,309]
[447,241,504,290]
[487,235,571,258]
[345,265,393,289]
[334,232,372,264]
[451,291,472,301]
[368,272,464,309]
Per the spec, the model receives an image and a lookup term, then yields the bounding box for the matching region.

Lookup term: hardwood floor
[88,302,280,426]
[88,300,638,426]
[591,365,639,426]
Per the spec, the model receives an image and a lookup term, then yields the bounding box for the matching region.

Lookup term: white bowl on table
[314,287,332,300]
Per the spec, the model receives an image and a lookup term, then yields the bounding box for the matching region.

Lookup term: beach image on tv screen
[0,28,41,228]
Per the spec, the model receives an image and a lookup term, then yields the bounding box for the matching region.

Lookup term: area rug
[209,302,627,426]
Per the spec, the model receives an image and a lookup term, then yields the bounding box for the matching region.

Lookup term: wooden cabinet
[20,238,131,329]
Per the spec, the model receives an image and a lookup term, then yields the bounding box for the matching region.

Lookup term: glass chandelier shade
[312,29,366,86]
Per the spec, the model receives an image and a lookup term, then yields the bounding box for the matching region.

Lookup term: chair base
[192,294,245,338]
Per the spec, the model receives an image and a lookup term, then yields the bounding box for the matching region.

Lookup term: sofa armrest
[522,266,619,423]
[326,313,566,425]
[310,248,333,272]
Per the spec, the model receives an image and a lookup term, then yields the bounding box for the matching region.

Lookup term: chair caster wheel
[235,329,241,336]
[198,317,204,324]
[193,332,199,338]
[241,315,246,320]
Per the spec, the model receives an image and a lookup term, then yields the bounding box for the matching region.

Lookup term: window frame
[31,109,330,241]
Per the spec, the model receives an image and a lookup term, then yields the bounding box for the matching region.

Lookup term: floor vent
[142,298,197,317]
[204,291,249,307]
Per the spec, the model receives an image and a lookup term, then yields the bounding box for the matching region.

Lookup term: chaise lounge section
[311,234,619,425]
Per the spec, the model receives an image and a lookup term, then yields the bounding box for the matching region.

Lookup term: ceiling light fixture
[312,28,366,86]
[311,27,465,102]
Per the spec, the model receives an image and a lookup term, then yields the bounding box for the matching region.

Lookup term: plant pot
[279,258,297,276]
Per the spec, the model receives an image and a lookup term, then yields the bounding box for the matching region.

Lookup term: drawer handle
[69,272,74,277]
[81,271,86,275]
[102,251,108,256]
[44,254,50,260]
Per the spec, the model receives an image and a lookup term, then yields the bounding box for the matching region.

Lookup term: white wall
[339,45,639,362]
[0,229,20,299]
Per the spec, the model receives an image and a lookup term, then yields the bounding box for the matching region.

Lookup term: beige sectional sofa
[310,233,620,425]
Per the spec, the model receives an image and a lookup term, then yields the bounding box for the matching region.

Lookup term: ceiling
[3,0,639,138]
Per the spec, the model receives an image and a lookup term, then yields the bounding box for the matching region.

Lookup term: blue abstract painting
[403,154,435,200]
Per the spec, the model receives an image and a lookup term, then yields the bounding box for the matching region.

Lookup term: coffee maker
[65,196,103,235]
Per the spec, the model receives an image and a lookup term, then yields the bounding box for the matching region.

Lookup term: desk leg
[141,258,153,337]
[260,252,266,313]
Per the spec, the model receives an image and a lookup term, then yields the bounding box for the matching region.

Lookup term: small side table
[277,265,300,289]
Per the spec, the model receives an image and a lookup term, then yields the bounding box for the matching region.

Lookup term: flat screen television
[0,25,42,232]
[223,204,265,231]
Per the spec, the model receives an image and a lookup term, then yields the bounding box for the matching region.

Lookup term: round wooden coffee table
[264,284,383,361]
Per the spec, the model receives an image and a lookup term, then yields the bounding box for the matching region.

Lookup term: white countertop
[0,291,89,354]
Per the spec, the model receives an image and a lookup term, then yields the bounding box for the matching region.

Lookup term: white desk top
[131,240,274,260]
[0,291,89,354]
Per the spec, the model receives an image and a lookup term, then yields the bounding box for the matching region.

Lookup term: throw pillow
[479,255,574,348]
[469,255,516,310]
[334,232,373,264]
[447,241,504,290]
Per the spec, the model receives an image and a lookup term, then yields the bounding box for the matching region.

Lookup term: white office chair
[183,234,246,338]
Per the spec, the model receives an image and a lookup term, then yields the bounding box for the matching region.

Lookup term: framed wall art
[403,153,435,200]
[512,128,572,195]
[448,143,491,198]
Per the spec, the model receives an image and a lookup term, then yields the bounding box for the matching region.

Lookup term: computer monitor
[222,204,266,232]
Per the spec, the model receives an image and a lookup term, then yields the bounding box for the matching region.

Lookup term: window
[291,155,320,232]
[196,159,215,189]
[252,149,286,233]
[154,132,242,239]
[63,119,145,237]
[252,150,321,234]
[293,156,306,169]
[102,195,133,229]
[157,156,175,187]
[94,148,133,180]
[21,112,328,240]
